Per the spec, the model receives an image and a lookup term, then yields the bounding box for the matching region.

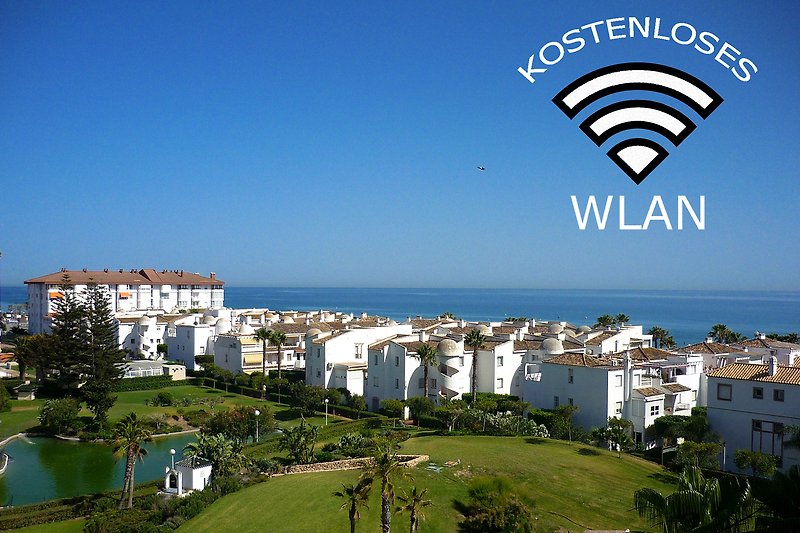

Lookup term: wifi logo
[553,62,723,184]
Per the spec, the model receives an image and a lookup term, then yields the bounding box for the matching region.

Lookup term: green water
[0,433,197,506]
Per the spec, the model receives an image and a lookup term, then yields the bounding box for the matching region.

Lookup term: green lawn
[180,435,677,533]
[6,519,85,533]
[0,385,340,440]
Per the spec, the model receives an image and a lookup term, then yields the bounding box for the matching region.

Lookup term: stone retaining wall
[282,454,429,475]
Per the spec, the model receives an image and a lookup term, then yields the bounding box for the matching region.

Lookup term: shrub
[380,399,405,418]
[418,415,446,430]
[112,375,193,392]
[152,391,175,407]
[182,409,211,428]
[0,385,11,412]
[38,397,81,435]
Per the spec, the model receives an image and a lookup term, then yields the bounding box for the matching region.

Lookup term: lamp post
[254,409,261,442]
[170,448,176,470]
[261,383,266,400]
[324,398,329,426]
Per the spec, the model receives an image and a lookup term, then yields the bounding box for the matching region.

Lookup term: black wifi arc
[552,62,723,185]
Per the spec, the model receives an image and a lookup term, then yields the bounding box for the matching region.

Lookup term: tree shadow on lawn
[577,447,601,456]
[274,410,303,422]
[648,471,679,485]
[524,437,548,445]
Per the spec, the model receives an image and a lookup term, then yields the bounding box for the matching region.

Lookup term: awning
[48,291,64,299]
[119,292,131,298]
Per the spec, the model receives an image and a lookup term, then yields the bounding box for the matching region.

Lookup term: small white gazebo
[163,456,213,497]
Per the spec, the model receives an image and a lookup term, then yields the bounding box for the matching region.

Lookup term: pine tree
[82,282,126,427]
[50,275,89,390]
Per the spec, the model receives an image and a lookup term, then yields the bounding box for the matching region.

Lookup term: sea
[2,286,798,347]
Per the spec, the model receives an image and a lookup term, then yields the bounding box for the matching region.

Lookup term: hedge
[0,378,23,395]
[418,415,446,430]
[329,404,380,419]
[112,375,198,392]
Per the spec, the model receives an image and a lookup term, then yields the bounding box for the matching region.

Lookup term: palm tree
[594,314,615,328]
[111,412,152,509]
[634,465,755,533]
[708,323,738,344]
[333,477,373,533]
[396,486,432,533]
[413,344,438,399]
[647,326,675,350]
[615,313,630,327]
[464,329,485,406]
[269,330,288,381]
[183,433,248,481]
[361,446,413,533]
[254,327,272,377]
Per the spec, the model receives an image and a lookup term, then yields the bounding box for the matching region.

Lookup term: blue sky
[1,1,798,289]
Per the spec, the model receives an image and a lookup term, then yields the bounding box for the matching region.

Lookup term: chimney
[119,269,123,273]
[768,356,778,376]
[60,267,66,272]
[179,270,183,277]
[459,319,466,328]
[83,268,87,272]
[706,336,714,344]
[419,330,427,342]
[210,272,216,280]
[103,268,108,273]
[516,329,524,341]
[758,332,766,340]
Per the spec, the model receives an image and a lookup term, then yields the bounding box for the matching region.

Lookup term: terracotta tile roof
[25,269,223,286]
[409,319,443,329]
[397,340,441,354]
[586,331,618,344]
[492,326,516,334]
[562,338,585,350]
[737,337,800,350]
[615,346,672,362]
[679,341,739,354]
[369,336,401,351]
[268,322,332,334]
[635,387,665,397]
[514,339,544,351]
[543,353,613,367]
[661,383,691,393]
[708,363,800,385]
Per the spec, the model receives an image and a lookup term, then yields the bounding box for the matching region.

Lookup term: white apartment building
[706,359,800,473]
[580,325,653,355]
[25,268,224,333]
[522,349,702,447]
[306,323,413,397]
[733,334,800,366]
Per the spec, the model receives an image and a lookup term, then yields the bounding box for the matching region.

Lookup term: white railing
[525,373,541,381]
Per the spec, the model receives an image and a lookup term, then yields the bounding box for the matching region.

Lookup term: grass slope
[180,435,676,533]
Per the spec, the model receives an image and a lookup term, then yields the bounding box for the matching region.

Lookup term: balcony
[525,373,542,381]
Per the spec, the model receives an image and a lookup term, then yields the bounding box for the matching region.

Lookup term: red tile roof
[708,363,800,386]
[25,269,223,286]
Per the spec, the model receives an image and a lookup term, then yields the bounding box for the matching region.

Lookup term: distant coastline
[3,286,798,347]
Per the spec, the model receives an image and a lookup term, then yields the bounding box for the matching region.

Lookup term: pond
[0,432,199,506]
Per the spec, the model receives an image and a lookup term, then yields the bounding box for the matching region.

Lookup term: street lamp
[254,409,261,442]
[170,448,176,470]
[324,398,329,426]
[261,383,266,400]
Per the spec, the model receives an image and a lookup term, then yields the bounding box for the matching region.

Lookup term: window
[395,378,399,390]
[317,348,321,358]
[568,397,574,406]
[568,368,574,383]
[496,378,504,389]
[650,404,660,416]
[692,390,697,401]
[355,343,364,359]
[418,378,425,389]
[615,375,623,387]
[615,401,622,415]
[497,356,504,367]
[554,396,560,408]
[753,387,764,400]
[395,356,399,367]
[635,374,641,386]
[373,377,379,387]
[752,419,784,465]
[717,383,732,401]
[431,378,437,389]
[459,356,465,367]
[774,389,785,402]
[373,353,379,365]
[316,370,321,378]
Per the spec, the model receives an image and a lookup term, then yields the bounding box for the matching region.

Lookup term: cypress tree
[82,282,126,427]
[50,275,89,390]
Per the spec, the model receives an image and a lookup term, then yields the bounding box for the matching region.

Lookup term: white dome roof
[438,339,460,356]
[542,337,564,354]
[577,325,592,333]
[215,319,231,335]
[282,316,295,324]
[138,316,153,326]
[477,324,491,335]
[548,323,564,334]
[203,315,217,325]
[239,323,255,335]
[305,328,322,338]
